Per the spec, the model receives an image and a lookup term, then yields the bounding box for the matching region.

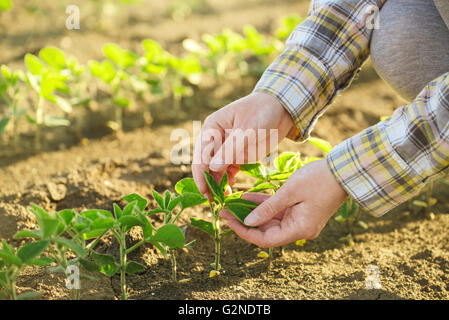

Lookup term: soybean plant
[0,239,50,300]
[177,172,258,277]
[150,189,197,281]
[0,65,25,148]
[13,204,107,300]
[81,193,187,299]
[24,53,73,150]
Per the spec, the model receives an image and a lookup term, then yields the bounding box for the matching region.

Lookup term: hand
[220,159,348,248]
[192,92,294,199]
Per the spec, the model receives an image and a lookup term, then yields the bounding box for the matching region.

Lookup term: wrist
[250,92,295,132]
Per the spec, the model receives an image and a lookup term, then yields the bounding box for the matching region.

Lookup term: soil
[0,0,448,300]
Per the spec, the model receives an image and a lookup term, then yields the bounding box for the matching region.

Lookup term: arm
[328,72,449,217]
[254,0,386,141]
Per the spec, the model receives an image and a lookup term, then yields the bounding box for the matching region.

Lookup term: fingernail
[244,212,259,226]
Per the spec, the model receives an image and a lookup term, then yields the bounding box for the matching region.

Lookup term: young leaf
[203,171,224,204]
[248,183,277,192]
[79,258,101,273]
[308,137,333,154]
[53,238,86,258]
[24,54,46,75]
[220,173,228,193]
[0,250,22,266]
[113,203,123,219]
[39,47,66,70]
[224,199,258,224]
[152,224,185,249]
[152,190,165,209]
[91,252,118,276]
[118,215,143,230]
[26,256,54,267]
[190,218,214,236]
[13,230,42,240]
[122,193,148,211]
[164,190,172,209]
[178,192,208,209]
[125,261,146,275]
[175,178,202,195]
[17,241,49,263]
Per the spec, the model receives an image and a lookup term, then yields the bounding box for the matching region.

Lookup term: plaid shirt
[254,0,449,217]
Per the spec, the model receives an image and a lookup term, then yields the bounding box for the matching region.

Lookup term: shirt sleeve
[328,72,449,217]
[253,0,386,141]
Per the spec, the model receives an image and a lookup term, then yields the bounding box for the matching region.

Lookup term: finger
[209,129,247,173]
[241,192,271,204]
[192,123,223,197]
[243,176,303,227]
[227,165,240,186]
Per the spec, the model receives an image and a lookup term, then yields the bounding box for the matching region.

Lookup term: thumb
[243,178,302,226]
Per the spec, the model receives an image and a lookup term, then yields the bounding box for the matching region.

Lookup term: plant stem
[35,96,44,151]
[169,249,177,282]
[119,231,127,300]
[210,202,221,271]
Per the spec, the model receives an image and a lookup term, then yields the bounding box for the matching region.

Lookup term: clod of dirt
[46,182,68,202]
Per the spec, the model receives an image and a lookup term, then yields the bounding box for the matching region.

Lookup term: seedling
[0,65,26,148]
[274,14,304,40]
[89,43,140,133]
[78,193,188,299]
[13,204,107,299]
[0,239,49,300]
[177,172,258,274]
[148,189,196,282]
[24,53,73,150]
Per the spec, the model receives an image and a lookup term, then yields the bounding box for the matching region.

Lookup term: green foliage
[0,0,12,11]
[275,14,304,40]
[0,239,47,300]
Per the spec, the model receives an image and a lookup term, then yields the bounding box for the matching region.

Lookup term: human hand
[192,92,294,200]
[220,159,348,247]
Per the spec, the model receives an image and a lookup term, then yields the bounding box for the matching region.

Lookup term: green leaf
[39,47,66,70]
[175,178,203,195]
[190,218,214,236]
[164,190,172,209]
[0,250,21,266]
[178,192,208,209]
[167,195,182,211]
[239,163,264,178]
[56,209,76,227]
[224,199,258,224]
[25,54,46,75]
[16,291,43,300]
[203,171,224,204]
[308,137,333,154]
[29,204,60,239]
[53,238,86,258]
[103,43,138,69]
[17,241,49,263]
[0,117,9,136]
[88,60,117,84]
[113,203,123,219]
[79,258,100,272]
[118,215,143,229]
[248,183,277,192]
[152,224,185,249]
[220,173,228,193]
[13,229,42,240]
[152,189,165,209]
[91,252,118,276]
[26,256,53,266]
[125,261,146,275]
[122,193,148,212]
[0,0,12,11]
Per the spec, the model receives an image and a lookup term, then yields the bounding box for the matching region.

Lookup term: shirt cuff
[253,47,335,142]
[326,121,426,217]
